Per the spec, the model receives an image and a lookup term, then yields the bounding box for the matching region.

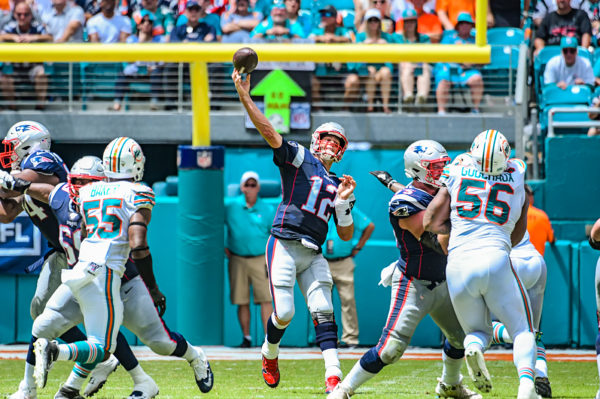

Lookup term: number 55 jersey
[78,181,155,275]
[440,155,527,253]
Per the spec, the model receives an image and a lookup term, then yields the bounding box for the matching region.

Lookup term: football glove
[149,286,166,317]
[370,170,397,189]
[0,170,30,193]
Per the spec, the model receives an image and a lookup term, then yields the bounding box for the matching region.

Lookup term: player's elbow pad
[420,231,445,255]
[590,236,600,251]
[335,194,355,227]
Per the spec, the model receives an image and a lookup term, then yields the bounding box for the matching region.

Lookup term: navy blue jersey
[49,183,139,281]
[20,150,69,250]
[389,183,446,282]
[271,140,341,248]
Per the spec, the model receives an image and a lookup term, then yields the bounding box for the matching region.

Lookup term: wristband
[335,196,354,227]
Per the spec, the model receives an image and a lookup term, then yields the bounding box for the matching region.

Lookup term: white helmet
[102,137,145,181]
[0,121,51,169]
[310,122,348,162]
[68,156,105,202]
[404,140,451,188]
[470,129,510,176]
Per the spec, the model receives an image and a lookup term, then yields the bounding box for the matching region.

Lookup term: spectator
[488,0,523,27]
[350,8,393,113]
[225,171,274,348]
[533,0,593,26]
[543,36,594,89]
[170,0,216,41]
[323,206,374,348]
[309,5,357,109]
[221,0,262,43]
[396,9,431,106]
[524,184,555,256]
[250,1,304,41]
[41,0,85,42]
[174,0,221,40]
[131,0,175,37]
[284,0,311,37]
[87,0,132,42]
[80,0,101,20]
[0,2,52,110]
[112,11,165,111]
[389,0,435,22]
[534,0,591,54]
[436,0,475,30]
[587,94,600,135]
[434,12,483,114]
[394,0,442,43]
[355,0,395,33]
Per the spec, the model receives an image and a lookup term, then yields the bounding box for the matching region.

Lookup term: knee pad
[274,305,294,323]
[314,320,338,351]
[443,339,465,360]
[311,312,334,324]
[30,297,44,319]
[360,347,386,374]
[169,331,189,358]
[378,337,407,365]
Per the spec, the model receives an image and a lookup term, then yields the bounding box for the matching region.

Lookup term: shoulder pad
[507,158,527,174]
[389,189,427,218]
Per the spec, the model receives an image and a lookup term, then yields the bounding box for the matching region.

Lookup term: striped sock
[65,363,92,390]
[59,341,105,367]
[535,338,548,378]
[492,321,512,344]
[518,366,535,382]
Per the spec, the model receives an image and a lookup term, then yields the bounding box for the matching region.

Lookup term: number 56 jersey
[78,180,155,276]
[440,155,527,253]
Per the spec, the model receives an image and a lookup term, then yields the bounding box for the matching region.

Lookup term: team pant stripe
[376,273,412,356]
[266,235,278,317]
[510,264,534,332]
[104,268,115,352]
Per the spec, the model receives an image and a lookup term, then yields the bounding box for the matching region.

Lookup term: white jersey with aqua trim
[511,231,540,258]
[78,180,155,275]
[440,155,527,253]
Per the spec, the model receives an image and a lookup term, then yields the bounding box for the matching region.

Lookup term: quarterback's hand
[232,69,251,98]
[149,286,166,317]
[337,174,356,200]
[369,170,397,189]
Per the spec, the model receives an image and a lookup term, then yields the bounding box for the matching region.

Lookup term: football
[232,47,258,74]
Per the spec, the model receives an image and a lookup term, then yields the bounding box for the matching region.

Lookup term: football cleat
[83,354,119,397]
[127,375,159,399]
[435,378,482,399]
[465,347,492,393]
[261,355,280,388]
[327,384,353,399]
[517,383,542,399]
[325,375,341,394]
[190,357,214,393]
[9,380,37,399]
[596,389,600,399]
[534,377,552,398]
[54,385,84,399]
[33,339,59,389]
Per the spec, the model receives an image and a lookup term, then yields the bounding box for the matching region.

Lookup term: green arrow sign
[251,69,306,134]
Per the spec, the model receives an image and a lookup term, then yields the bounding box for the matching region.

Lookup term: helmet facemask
[0,138,19,169]
[419,157,451,188]
[68,175,105,204]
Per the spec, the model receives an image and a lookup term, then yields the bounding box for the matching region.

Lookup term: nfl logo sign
[197,151,213,168]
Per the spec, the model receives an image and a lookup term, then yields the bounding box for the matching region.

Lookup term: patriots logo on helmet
[14,124,42,133]
[412,146,426,154]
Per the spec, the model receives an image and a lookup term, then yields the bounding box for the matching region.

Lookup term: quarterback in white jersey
[424,130,540,399]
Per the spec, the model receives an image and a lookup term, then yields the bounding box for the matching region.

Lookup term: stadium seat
[166,175,178,196]
[540,85,592,134]
[152,181,168,197]
[485,45,519,70]
[486,27,524,46]
[339,9,356,29]
[226,180,281,198]
[483,45,520,97]
[80,62,123,108]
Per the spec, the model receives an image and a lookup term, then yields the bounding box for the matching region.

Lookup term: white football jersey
[511,231,541,258]
[78,180,155,275]
[441,154,527,253]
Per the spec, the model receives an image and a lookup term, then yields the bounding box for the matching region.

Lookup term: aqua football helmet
[404,140,451,188]
[103,137,145,181]
[68,156,105,202]
[470,129,510,176]
[310,122,348,162]
[0,121,51,169]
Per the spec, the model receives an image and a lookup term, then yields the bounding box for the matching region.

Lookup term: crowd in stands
[2,0,600,117]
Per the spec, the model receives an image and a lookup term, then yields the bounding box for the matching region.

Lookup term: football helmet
[102,137,145,181]
[0,121,51,169]
[310,122,348,162]
[404,140,451,188]
[68,156,105,202]
[470,129,510,176]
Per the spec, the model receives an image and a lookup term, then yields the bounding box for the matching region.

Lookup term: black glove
[420,231,446,255]
[370,170,397,189]
[149,286,167,317]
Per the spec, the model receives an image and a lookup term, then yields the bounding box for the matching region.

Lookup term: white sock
[262,338,279,360]
[513,332,536,383]
[441,351,463,386]
[24,362,35,386]
[57,344,72,361]
[322,348,342,379]
[129,365,149,385]
[596,354,600,386]
[244,335,252,341]
[65,371,86,391]
[344,361,376,392]
[464,334,485,353]
[183,342,206,363]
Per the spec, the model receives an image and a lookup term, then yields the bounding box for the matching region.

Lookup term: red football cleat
[261,355,280,388]
[325,375,341,394]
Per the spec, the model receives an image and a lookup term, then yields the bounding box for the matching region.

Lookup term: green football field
[0,358,597,398]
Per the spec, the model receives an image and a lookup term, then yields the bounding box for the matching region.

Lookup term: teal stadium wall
[3,143,600,347]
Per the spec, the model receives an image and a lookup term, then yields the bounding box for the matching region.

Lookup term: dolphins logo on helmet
[103,137,145,181]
